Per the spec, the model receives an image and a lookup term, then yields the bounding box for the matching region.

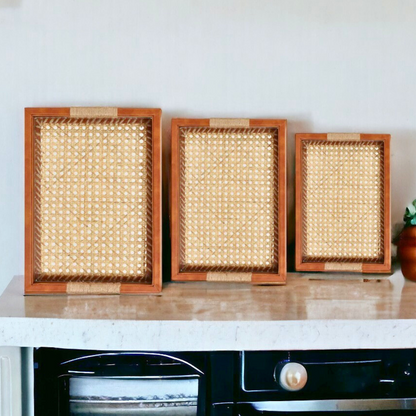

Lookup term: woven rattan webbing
[33,117,153,283]
[179,127,279,273]
[301,140,385,263]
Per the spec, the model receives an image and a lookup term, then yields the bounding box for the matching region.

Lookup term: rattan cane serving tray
[25,108,162,294]
[171,118,287,284]
[295,133,391,273]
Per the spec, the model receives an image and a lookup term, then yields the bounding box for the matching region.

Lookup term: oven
[237,350,416,415]
[35,348,416,415]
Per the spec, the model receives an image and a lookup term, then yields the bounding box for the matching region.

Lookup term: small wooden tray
[171,118,287,284]
[295,133,391,273]
[25,108,162,294]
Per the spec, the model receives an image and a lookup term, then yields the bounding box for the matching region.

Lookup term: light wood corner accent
[70,107,118,118]
[67,282,121,295]
[206,272,252,282]
[327,133,360,141]
[325,263,362,272]
[209,118,250,128]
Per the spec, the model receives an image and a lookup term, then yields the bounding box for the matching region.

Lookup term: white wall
[0,0,415,293]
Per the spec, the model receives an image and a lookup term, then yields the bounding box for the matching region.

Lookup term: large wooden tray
[25,108,162,294]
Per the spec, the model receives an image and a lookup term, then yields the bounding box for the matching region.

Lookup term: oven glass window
[69,376,199,416]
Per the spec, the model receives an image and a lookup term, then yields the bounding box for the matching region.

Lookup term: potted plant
[398,200,416,281]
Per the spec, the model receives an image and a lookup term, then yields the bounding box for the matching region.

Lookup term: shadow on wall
[0,0,22,8]
[161,111,174,283]
[286,117,313,271]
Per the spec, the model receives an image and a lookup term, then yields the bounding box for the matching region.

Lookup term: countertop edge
[2,317,416,351]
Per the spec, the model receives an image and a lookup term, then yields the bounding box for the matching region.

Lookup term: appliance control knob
[279,362,308,392]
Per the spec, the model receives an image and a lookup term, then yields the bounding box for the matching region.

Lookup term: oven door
[237,400,416,415]
[57,352,204,416]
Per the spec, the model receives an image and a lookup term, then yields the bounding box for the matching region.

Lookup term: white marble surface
[1,270,416,351]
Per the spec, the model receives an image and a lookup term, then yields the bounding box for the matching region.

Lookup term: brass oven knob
[279,362,308,391]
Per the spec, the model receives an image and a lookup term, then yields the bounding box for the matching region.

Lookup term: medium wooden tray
[171,118,287,284]
[25,108,162,294]
[295,133,391,273]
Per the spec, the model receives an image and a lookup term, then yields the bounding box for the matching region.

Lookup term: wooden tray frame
[295,133,391,274]
[171,118,287,284]
[25,107,162,294]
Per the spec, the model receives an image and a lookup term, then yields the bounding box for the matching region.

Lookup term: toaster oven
[34,348,235,416]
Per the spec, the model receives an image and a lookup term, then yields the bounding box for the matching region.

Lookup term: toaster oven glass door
[68,375,199,416]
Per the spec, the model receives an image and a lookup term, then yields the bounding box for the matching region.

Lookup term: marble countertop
[1,269,416,351]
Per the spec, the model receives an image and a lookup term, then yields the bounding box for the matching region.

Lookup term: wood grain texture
[295,133,391,274]
[25,108,162,294]
[171,118,287,284]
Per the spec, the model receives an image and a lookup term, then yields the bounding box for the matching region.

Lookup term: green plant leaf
[411,217,416,225]
[407,203,416,216]
[412,199,416,208]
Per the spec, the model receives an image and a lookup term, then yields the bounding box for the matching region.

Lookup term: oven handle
[242,398,416,412]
